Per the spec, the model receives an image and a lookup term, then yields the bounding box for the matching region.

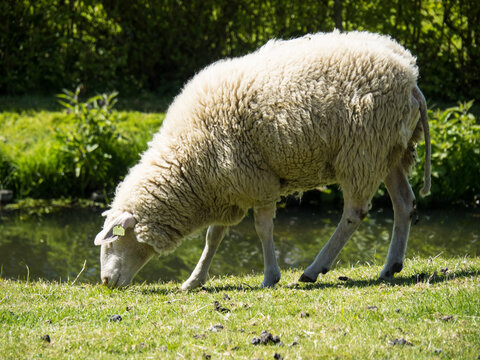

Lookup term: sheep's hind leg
[181,224,228,290]
[299,199,370,283]
[254,204,281,287]
[379,166,416,280]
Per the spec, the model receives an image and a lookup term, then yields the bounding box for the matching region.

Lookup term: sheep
[94,30,431,289]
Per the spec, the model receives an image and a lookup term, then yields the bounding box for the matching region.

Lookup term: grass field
[1,256,479,359]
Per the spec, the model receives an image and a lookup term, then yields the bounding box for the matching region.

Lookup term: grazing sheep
[94,30,431,289]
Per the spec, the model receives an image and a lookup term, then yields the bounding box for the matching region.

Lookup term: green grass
[1,257,479,359]
[0,109,164,198]
[0,110,164,162]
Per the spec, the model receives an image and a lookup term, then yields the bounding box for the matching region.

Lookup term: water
[0,205,478,284]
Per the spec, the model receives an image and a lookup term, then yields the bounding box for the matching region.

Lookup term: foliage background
[1,0,479,102]
[0,0,479,203]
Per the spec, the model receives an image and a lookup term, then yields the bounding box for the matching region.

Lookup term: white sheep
[94,30,431,289]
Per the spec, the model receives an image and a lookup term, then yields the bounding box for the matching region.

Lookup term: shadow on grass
[131,268,479,295]
[288,269,480,291]
[132,282,264,296]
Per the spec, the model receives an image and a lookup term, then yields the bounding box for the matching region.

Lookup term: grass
[0,108,164,198]
[1,257,479,359]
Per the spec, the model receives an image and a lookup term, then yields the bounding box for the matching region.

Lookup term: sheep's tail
[412,85,431,197]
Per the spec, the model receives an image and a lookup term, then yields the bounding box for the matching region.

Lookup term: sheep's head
[94,212,156,287]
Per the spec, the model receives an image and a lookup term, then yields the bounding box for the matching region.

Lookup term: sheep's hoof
[378,272,393,281]
[298,273,316,283]
[379,262,403,281]
[181,278,205,291]
[260,281,276,288]
[261,277,280,288]
[261,271,281,288]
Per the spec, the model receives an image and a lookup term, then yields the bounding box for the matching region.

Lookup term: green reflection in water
[0,205,478,284]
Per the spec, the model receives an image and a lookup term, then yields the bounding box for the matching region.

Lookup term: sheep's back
[158,31,420,205]
[246,32,419,197]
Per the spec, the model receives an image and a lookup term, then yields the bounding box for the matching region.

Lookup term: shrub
[55,86,126,197]
[411,101,480,204]
[0,91,163,200]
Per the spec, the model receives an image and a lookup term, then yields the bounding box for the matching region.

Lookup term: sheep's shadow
[134,282,263,296]
[295,269,479,291]
[136,268,479,295]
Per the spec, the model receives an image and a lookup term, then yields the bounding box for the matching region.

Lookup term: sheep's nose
[102,277,109,286]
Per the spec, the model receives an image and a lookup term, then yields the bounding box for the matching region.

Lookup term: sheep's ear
[94,212,136,246]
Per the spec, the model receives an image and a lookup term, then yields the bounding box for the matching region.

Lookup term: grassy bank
[1,257,479,359]
[0,98,164,199]
[0,93,479,204]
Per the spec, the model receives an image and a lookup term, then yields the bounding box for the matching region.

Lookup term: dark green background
[1,0,479,101]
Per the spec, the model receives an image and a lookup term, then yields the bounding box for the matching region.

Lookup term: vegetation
[0,91,164,200]
[1,1,478,204]
[1,0,479,102]
[1,3,477,358]
[410,101,480,204]
[0,90,478,204]
[0,257,479,359]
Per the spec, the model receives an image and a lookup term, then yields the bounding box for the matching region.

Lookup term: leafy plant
[411,101,480,204]
[55,86,125,198]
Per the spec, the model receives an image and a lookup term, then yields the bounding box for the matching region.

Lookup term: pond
[0,204,478,285]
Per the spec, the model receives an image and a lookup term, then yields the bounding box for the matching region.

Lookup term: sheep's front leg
[379,166,416,280]
[181,224,228,290]
[254,204,281,287]
[299,200,370,283]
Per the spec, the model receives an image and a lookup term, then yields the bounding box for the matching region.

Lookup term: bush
[1,1,478,102]
[0,91,163,200]
[411,101,480,204]
[55,86,127,197]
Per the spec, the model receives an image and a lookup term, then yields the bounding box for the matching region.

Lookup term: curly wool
[107,31,424,254]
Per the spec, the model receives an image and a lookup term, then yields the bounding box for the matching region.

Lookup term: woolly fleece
[104,31,426,254]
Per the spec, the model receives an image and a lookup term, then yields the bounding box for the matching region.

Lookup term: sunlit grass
[1,256,479,359]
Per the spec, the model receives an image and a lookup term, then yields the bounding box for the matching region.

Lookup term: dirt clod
[109,314,122,322]
[252,330,281,346]
[299,311,310,318]
[273,353,284,360]
[366,305,378,311]
[203,353,211,359]
[251,337,261,345]
[338,276,349,281]
[388,338,413,346]
[440,315,454,322]
[208,324,224,332]
[41,334,51,343]
[213,301,230,313]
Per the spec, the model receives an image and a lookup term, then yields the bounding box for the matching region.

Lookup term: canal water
[0,204,478,284]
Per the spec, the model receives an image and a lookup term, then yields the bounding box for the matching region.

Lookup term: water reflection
[0,205,478,284]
